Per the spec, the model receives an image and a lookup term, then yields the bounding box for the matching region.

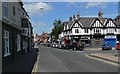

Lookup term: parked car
[102,43,112,50]
[58,44,64,49]
[45,42,50,47]
[52,43,56,48]
[65,42,84,50]
[55,43,59,48]
[116,43,120,50]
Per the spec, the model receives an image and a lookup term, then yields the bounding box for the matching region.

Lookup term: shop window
[3,30,10,57]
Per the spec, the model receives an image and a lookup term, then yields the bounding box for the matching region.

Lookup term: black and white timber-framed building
[59,11,119,48]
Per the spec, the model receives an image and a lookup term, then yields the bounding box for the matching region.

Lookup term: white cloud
[66,2,84,8]
[85,2,106,8]
[23,2,53,16]
[32,21,46,27]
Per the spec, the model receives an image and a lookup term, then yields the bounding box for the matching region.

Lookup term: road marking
[31,52,40,74]
[86,55,119,67]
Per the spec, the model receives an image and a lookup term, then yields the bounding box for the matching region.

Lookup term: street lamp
[40,7,43,10]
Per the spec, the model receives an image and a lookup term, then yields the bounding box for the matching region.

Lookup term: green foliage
[51,19,63,39]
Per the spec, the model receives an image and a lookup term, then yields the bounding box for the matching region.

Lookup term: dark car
[65,42,84,50]
[102,43,112,50]
[58,44,64,49]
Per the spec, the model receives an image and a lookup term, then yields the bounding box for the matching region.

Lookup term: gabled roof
[114,15,120,21]
[71,20,83,28]
[105,18,117,27]
[68,21,74,29]
[114,15,120,27]
[63,17,114,31]
[115,21,120,27]
[90,18,108,27]
[79,17,96,28]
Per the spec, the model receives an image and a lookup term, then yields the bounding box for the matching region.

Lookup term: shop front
[80,36,90,47]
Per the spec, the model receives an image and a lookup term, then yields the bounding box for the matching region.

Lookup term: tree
[51,19,63,40]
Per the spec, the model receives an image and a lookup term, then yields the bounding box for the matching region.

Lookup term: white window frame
[3,30,10,57]
[3,2,8,19]
[85,29,88,33]
[17,34,21,51]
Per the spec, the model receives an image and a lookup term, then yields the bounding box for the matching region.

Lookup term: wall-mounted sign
[105,35,116,38]
[81,36,90,39]
[95,39,100,45]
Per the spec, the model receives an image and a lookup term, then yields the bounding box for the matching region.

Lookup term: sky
[23,2,118,35]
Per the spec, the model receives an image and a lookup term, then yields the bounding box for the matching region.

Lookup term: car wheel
[80,48,83,50]
[73,47,76,50]
[66,47,69,50]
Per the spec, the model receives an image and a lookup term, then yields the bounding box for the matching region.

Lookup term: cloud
[32,21,46,27]
[23,2,53,16]
[66,2,84,8]
[85,2,106,8]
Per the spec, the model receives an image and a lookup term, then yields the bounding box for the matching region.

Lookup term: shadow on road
[2,48,39,74]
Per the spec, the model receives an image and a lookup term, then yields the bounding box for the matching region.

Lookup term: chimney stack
[69,16,72,21]
[98,10,103,18]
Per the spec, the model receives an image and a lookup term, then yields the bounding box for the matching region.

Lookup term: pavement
[2,48,39,74]
[89,53,120,64]
[84,47,120,64]
[85,47,116,50]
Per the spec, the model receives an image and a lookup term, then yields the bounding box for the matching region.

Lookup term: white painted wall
[72,28,84,35]
[2,2,28,29]
[62,18,118,37]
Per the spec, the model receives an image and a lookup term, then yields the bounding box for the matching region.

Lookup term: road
[35,45,119,72]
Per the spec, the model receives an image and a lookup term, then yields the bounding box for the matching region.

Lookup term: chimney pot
[69,16,72,21]
[73,15,76,20]
[77,12,80,19]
